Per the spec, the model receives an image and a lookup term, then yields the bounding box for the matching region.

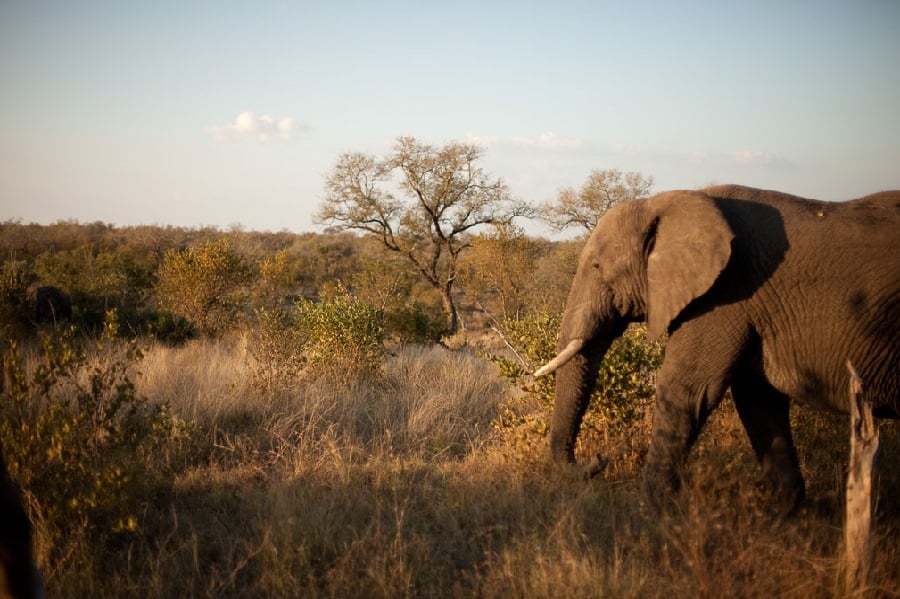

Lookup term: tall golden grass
[21,338,900,597]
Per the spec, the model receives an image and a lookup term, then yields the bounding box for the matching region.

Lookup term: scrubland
[1,219,897,597]
[8,334,897,598]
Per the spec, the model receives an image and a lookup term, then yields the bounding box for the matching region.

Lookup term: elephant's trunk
[543,279,627,464]
[547,330,620,464]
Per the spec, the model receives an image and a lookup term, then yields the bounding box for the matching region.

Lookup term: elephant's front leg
[642,371,729,510]
[640,320,741,511]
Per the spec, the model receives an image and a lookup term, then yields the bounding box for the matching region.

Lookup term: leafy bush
[140,310,196,345]
[252,249,299,312]
[249,306,307,392]
[156,238,249,336]
[347,255,445,344]
[487,311,664,447]
[459,226,543,322]
[33,243,158,334]
[0,315,180,556]
[0,260,31,334]
[250,288,384,389]
[294,289,385,377]
[382,302,445,344]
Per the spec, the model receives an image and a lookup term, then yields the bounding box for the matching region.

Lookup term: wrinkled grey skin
[539,185,899,514]
[0,444,45,599]
[26,285,72,324]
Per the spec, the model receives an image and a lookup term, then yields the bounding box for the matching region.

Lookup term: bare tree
[541,168,654,233]
[317,136,533,335]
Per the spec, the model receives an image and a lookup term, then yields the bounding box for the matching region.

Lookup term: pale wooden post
[844,361,879,594]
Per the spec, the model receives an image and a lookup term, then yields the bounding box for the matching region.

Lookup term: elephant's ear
[645,191,734,340]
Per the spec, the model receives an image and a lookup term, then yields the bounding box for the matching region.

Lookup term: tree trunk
[440,285,458,335]
[844,361,879,594]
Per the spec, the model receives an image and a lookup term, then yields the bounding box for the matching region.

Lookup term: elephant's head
[535,190,735,465]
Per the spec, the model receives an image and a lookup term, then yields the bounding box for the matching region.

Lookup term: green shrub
[0,315,180,556]
[488,311,664,447]
[382,301,445,344]
[0,260,31,334]
[347,255,445,344]
[33,243,158,334]
[295,288,385,378]
[141,310,196,345]
[249,306,307,392]
[156,238,249,336]
[251,249,299,312]
[250,288,384,388]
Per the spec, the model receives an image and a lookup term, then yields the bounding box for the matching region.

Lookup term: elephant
[534,184,899,514]
[0,444,44,599]
[26,285,72,324]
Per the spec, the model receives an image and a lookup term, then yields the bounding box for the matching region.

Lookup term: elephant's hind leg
[731,376,805,515]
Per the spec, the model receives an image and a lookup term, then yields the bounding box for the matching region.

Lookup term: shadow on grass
[123,423,900,599]
[42,393,900,598]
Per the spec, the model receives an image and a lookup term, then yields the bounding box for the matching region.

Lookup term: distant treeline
[0,219,579,342]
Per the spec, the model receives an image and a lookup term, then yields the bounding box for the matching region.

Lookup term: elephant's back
[724,189,900,414]
[853,189,900,207]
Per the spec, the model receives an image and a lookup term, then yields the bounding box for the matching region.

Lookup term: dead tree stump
[844,361,879,594]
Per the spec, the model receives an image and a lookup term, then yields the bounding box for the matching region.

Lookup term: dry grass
[25,338,900,597]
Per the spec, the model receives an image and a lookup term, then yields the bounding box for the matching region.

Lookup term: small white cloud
[512,132,582,150]
[205,111,308,142]
[277,117,296,135]
[465,133,499,147]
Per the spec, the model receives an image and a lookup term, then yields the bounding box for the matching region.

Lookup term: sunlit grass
[14,337,900,597]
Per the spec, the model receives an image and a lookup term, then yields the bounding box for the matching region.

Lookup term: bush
[0,315,181,561]
[141,310,196,345]
[156,238,249,336]
[33,244,158,335]
[382,302,445,344]
[250,288,384,389]
[347,255,445,344]
[487,311,664,449]
[0,261,31,334]
[249,306,307,392]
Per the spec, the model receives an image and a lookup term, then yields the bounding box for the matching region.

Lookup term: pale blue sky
[1,0,898,234]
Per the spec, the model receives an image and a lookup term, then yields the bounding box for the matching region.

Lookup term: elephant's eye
[591,262,601,271]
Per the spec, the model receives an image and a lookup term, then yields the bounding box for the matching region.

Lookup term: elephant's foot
[764,470,806,518]
[556,454,607,481]
[583,453,607,479]
[641,463,682,515]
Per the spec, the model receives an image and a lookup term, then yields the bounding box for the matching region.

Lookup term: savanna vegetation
[1,155,898,597]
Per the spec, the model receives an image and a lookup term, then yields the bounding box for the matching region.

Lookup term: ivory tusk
[533,338,585,377]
